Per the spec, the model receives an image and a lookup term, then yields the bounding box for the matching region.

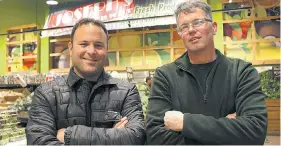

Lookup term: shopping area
[0,0,280,145]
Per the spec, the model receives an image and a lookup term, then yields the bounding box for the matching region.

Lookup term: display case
[6,24,40,74]
[222,0,280,66]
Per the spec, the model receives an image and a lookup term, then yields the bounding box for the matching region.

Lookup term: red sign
[43,0,180,36]
[44,0,135,29]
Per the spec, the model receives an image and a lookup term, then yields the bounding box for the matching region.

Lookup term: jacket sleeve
[26,86,62,145]
[64,85,146,145]
[146,68,195,145]
[181,62,268,144]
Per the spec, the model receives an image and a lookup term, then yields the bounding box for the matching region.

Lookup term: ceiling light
[46,0,58,5]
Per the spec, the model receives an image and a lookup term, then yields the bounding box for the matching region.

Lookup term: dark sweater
[189,59,216,95]
[146,50,268,145]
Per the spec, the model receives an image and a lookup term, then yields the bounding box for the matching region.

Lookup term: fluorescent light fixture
[46,0,58,5]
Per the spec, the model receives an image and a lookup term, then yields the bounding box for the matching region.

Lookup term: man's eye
[180,25,188,31]
[95,44,104,49]
[80,44,88,47]
[193,20,204,26]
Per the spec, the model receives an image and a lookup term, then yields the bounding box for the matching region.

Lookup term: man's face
[147,79,152,87]
[69,24,107,77]
[177,8,217,53]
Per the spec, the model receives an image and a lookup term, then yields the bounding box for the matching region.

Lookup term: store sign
[42,0,182,37]
[105,16,176,30]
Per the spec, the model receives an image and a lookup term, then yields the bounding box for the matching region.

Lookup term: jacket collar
[67,67,82,87]
[67,67,118,88]
[174,49,223,71]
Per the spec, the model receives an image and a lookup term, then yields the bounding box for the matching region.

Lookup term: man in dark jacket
[26,18,146,145]
[146,0,268,145]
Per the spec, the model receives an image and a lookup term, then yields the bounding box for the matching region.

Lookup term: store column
[209,0,224,53]
[0,36,7,75]
[40,37,50,73]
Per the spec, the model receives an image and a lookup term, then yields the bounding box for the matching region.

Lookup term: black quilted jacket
[26,69,146,145]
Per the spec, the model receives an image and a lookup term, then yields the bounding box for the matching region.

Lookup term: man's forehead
[180,8,204,16]
[78,24,103,31]
[177,8,205,23]
[75,24,106,36]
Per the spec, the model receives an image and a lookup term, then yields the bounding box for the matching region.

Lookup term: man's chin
[75,65,103,76]
[83,67,103,75]
[187,46,206,53]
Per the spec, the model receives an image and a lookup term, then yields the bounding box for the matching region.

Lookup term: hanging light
[46,0,58,5]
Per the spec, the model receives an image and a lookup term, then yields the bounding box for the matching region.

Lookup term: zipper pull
[204,98,207,103]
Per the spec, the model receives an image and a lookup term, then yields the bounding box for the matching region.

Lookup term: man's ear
[212,21,217,35]
[68,41,73,57]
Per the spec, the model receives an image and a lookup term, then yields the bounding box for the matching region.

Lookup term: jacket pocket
[91,110,122,128]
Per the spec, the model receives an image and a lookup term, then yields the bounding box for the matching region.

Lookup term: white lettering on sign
[46,0,134,29]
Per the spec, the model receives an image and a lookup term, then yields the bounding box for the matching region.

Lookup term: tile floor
[265,135,280,145]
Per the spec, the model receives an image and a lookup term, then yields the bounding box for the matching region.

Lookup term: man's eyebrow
[76,40,105,44]
[78,40,89,43]
[95,41,104,44]
[179,23,188,27]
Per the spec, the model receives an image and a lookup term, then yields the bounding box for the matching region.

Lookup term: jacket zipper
[177,65,208,103]
[86,83,104,126]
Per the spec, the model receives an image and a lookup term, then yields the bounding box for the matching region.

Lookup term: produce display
[0,89,30,110]
[8,92,33,112]
[0,110,25,146]
[135,82,150,119]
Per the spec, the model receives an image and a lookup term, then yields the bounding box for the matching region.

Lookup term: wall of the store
[0,0,49,75]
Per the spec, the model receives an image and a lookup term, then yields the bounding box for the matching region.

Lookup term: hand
[57,128,65,143]
[113,117,128,128]
[226,112,236,119]
[164,111,184,131]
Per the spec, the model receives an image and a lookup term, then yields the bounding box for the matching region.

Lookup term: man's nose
[187,25,196,34]
[86,45,97,54]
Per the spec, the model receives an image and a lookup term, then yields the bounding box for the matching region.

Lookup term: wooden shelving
[49,24,185,72]
[223,16,280,23]
[223,38,281,45]
[6,24,40,74]
[223,0,280,65]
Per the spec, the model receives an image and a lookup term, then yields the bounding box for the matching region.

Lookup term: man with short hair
[146,0,267,145]
[145,76,152,95]
[26,18,146,145]
[146,76,152,88]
